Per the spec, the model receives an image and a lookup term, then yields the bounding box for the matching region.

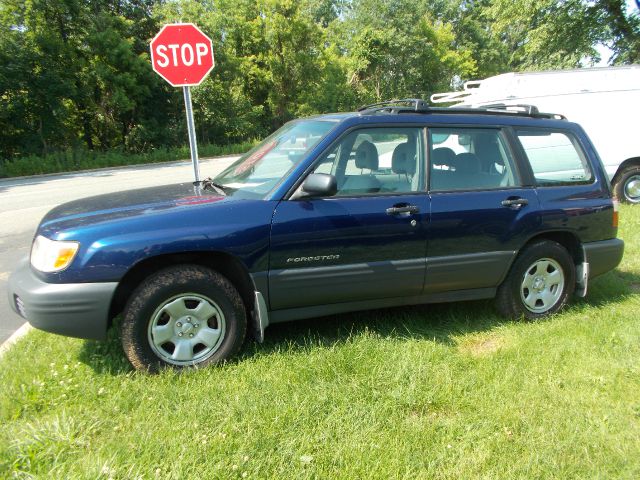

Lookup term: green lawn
[1,207,639,479]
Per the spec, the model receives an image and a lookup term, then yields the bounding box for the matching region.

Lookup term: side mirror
[292,173,337,199]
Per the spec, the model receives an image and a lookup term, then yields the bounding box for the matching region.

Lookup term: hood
[39,183,229,235]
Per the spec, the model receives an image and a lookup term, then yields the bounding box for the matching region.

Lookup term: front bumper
[583,238,625,279]
[8,258,117,340]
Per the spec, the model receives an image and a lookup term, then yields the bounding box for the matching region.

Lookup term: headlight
[30,235,80,272]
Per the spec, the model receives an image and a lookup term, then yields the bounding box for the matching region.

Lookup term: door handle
[501,197,529,209]
[386,205,420,215]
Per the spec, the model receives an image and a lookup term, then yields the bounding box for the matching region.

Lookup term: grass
[1,206,639,479]
[0,141,257,178]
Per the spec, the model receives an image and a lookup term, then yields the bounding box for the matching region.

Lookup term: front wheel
[495,240,575,320]
[121,265,246,372]
[614,165,640,204]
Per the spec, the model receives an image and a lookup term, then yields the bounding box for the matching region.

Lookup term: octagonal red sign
[150,23,215,87]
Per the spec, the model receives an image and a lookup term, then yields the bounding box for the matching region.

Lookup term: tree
[485,0,639,70]
[2,0,637,165]
[486,0,602,70]
[341,0,478,102]
[597,0,640,64]
[0,0,169,158]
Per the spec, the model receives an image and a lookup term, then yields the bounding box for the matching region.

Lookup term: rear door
[425,126,540,293]
[269,126,429,310]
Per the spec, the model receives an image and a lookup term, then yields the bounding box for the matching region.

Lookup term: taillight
[612,200,619,228]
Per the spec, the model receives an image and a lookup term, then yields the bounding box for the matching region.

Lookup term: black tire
[613,165,640,204]
[121,265,246,372]
[495,240,575,320]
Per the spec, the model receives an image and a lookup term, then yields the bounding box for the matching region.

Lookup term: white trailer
[431,66,640,203]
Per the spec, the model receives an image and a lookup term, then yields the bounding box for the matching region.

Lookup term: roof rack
[479,103,566,120]
[482,103,539,115]
[358,98,429,113]
[357,98,566,120]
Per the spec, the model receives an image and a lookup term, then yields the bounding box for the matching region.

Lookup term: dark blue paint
[426,187,541,291]
[38,183,275,284]
[29,110,617,305]
[269,194,429,309]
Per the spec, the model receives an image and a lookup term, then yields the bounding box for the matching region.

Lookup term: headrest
[355,140,379,170]
[431,147,456,167]
[392,142,417,175]
[474,133,504,166]
[452,153,481,174]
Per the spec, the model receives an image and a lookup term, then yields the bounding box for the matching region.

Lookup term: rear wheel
[614,165,640,204]
[495,240,575,320]
[121,265,246,372]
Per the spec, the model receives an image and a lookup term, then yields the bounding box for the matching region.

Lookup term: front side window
[428,128,520,192]
[310,127,424,196]
[214,119,336,198]
[516,130,593,186]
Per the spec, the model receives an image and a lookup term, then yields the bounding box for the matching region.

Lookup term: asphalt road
[0,156,238,344]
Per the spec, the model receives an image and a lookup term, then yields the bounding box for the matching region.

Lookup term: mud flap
[575,262,589,298]
[252,291,269,343]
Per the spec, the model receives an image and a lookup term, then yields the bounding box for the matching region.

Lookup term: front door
[269,126,429,310]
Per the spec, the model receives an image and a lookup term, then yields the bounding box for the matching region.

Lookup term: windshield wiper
[193,177,227,196]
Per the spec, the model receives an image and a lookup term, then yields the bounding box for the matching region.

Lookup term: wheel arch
[519,230,583,265]
[499,230,582,286]
[108,251,256,327]
[611,157,640,186]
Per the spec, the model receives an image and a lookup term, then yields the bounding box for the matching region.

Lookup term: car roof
[309,97,575,129]
[310,111,576,131]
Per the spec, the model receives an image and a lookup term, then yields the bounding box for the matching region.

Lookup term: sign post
[182,86,200,182]
[149,23,215,183]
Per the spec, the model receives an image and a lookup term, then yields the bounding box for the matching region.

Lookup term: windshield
[213,119,337,198]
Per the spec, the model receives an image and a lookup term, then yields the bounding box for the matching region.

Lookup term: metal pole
[183,86,200,183]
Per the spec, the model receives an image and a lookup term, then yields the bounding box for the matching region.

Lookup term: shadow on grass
[77,269,640,375]
[247,269,640,358]
[78,300,509,375]
[576,269,640,305]
[78,317,133,375]
[256,301,505,355]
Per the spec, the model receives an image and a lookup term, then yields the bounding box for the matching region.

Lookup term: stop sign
[150,23,215,87]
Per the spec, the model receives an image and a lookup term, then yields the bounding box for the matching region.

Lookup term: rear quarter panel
[530,125,616,243]
[535,184,615,242]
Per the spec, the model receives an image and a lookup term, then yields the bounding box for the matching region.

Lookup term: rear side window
[428,128,520,192]
[516,130,593,186]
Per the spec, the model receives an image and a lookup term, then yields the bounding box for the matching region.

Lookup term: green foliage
[0,141,256,178]
[487,0,602,69]
[598,0,640,64]
[1,205,639,477]
[1,0,639,173]
[486,0,640,70]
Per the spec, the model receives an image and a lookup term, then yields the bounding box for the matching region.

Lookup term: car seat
[387,142,417,191]
[341,140,382,194]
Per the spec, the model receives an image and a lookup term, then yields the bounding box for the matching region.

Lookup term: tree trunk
[83,113,94,150]
[38,118,48,156]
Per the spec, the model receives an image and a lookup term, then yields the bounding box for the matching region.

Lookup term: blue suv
[8,100,624,371]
